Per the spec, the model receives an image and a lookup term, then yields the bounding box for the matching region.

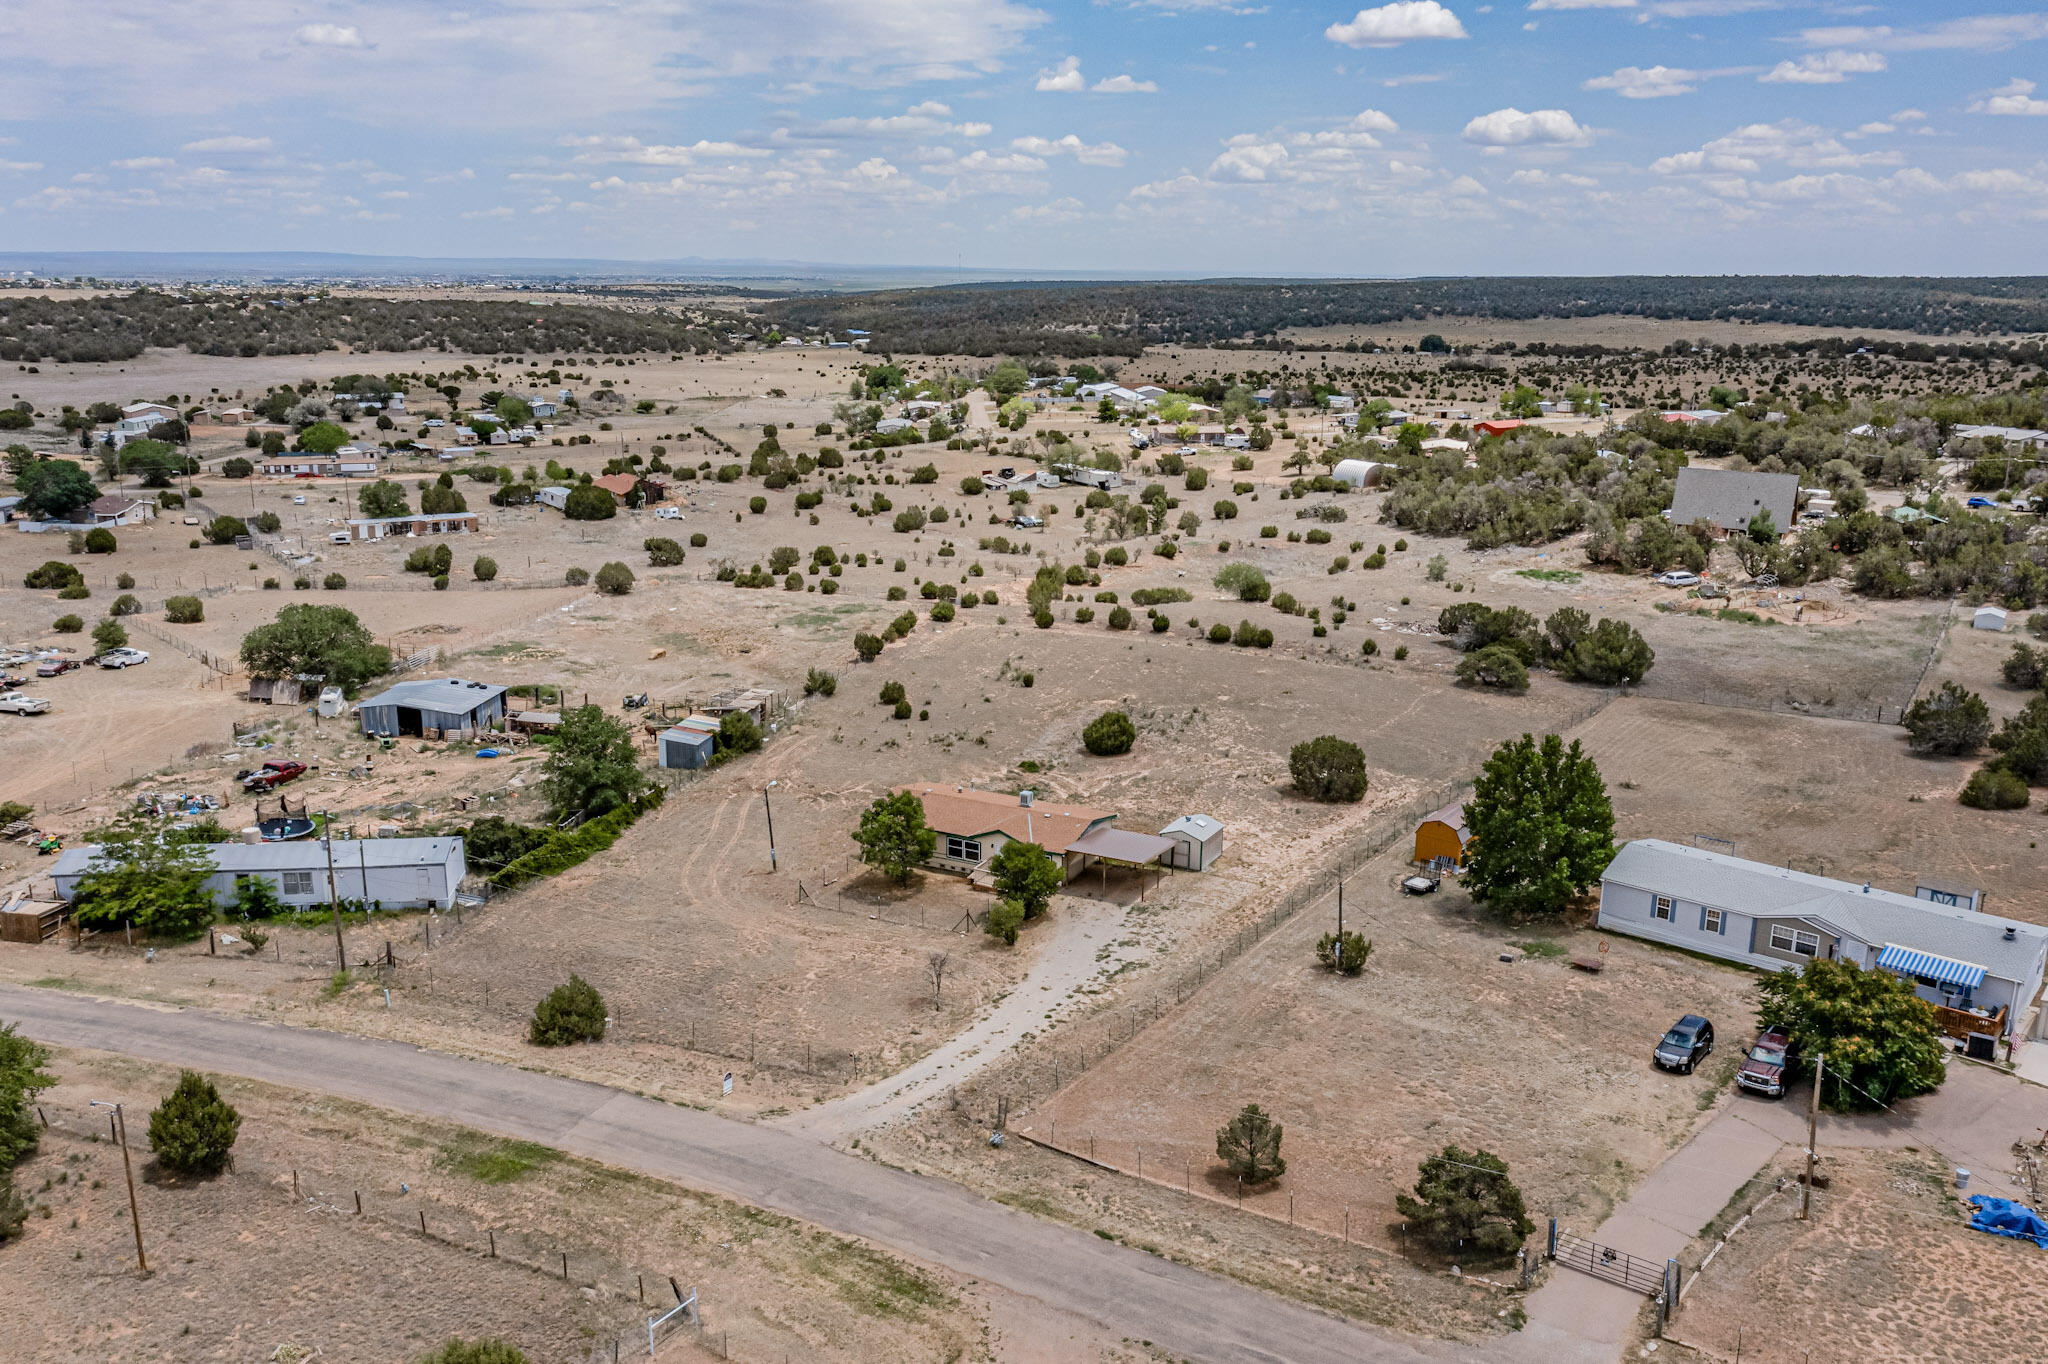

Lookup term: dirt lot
[2,1048,1005,1364]
[1669,1146,2047,1364]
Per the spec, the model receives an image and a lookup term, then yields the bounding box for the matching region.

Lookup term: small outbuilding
[658,726,714,770]
[357,677,509,738]
[1414,801,1470,868]
[1159,814,1225,871]
[1973,605,2008,632]
[1331,459,1385,489]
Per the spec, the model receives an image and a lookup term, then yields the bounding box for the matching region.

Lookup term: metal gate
[1547,1219,1674,1297]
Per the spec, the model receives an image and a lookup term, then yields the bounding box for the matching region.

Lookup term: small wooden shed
[1414,801,1470,867]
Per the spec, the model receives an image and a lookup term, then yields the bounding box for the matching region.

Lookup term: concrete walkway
[0,983,1472,1364]
[780,893,1129,1140]
[1514,1057,2048,1363]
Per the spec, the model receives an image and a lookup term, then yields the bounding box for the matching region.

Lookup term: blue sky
[4,2,2046,274]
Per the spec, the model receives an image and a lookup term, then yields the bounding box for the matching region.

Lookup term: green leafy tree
[91,618,128,654]
[1082,710,1137,756]
[1215,1103,1285,1184]
[529,975,607,1047]
[233,874,285,920]
[16,459,97,520]
[985,899,1026,946]
[117,438,183,487]
[852,790,937,884]
[1902,682,1990,757]
[1289,736,1369,803]
[358,479,410,519]
[717,710,762,754]
[420,483,467,515]
[203,514,247,545]
[1456,645,1530,692]
[0,1023,55,1176]
[297,420,349,454]
[1394,1146,1532,1259]
[239,603,391,690]
[541,706,645,821]
[1316,930,1372,975]
[1463,734,1614,920]
[1562,618,1654,685]
[1747,507,1778,544]
[23,560,83,590]
[1959,765,2029,810]
[563,484,616,520]
[69,810,218,939]
[221,456,253,479]
[495,395,534,425]
[1214,561,1271,601]
[147,1070,241,1176]
[1755,958,1946,1113]
[990,839,1062,920]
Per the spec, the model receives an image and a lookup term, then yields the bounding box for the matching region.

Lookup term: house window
[281,871,315,896]
[1770,924,1821,957]
[945,836,982,863]
[1702,907,1723,934]
[1652,895,1674,922]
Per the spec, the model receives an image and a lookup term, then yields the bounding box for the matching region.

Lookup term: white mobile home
[1599,840,2048,1040]
[53,836,467,911]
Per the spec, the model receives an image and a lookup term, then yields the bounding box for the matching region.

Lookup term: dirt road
[779,893,1130,1140]
[0,983,1480,1364]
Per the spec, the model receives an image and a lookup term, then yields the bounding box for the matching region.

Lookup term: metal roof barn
[357,678,509,738]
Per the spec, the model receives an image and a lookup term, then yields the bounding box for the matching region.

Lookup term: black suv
[1653,1015,1715,1074]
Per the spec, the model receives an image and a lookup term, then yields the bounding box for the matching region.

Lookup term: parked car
[239,760,307,792]
[293,494,307,505]
[1966,496,1998,509]
[1012,514,1044,529]
[1400,874,1440,895]
[98,647,149,669]
[35,658,82,678]
[1736,1029,1791,1098]
[0,691,52,715]
[1653,1015,1715,1073]
[1653,570,1701,588]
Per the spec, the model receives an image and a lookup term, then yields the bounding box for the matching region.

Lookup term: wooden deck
[1935,1002,2006,1041]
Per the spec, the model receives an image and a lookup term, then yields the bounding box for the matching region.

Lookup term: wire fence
[28,1105,724,1361]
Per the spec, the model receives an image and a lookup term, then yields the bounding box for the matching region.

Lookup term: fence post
[1546,1217,1558,1259]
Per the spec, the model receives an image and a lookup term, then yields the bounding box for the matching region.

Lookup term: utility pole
[91,1100,146,1274]
[323,811,345,973]
[1336,873,1344,941]
[763,780,779,872]
[1801,1052,1824,1220]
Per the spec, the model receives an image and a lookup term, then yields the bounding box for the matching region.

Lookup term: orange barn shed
[1414,801,1470,867]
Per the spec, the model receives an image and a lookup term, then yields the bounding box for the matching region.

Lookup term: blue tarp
[1968,1195,2048,1249]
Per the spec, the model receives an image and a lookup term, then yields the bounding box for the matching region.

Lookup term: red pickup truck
[1737,1029,1791,1099]
[239,760,307,792]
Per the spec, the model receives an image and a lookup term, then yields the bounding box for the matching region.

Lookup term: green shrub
[1208,623,1231,642]
[323,573,346,590]
[1083,710,1137,756]
[491,789,663,891]
[1457,645,1531,692]
[146,1070,241,1176]
[563,566,590,587]
[417,1340,530,1364]
[51,613,83,633]
[689,532,708,548]
[644,537,685,567]
[472,556,499,582]
[83,527,116,554]
[1214,562,1270,601]
[1960,765,2029,810]
[1107,605,1132,630]
[1289,735,1369,802]
[718,711,763,754]
[529,975,607,1047]
[165,595,203,623]
[56,584,89,600]
[563,484,616,520]
[893,698,913,720]
[985,899,1026,946]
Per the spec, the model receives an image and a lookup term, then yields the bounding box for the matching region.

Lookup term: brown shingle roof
[591,474,638,498]
[897,785,1114,855]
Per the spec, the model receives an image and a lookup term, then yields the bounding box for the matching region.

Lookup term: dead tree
[926,950,949,1012]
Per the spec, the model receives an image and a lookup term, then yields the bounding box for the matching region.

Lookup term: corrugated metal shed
[658,727,713,770]
[357,677,508,737]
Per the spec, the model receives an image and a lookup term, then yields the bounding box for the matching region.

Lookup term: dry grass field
[1669,1147,2047,1364]
[0,330,2035,1351]
[2,1049,1000,1364]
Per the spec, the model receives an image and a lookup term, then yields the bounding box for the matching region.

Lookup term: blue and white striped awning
[1877,943,1985,990]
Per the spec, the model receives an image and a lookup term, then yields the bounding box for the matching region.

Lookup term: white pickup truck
[0,691,53,715]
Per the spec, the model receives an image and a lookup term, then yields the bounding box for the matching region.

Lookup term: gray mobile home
[53,837,467,911]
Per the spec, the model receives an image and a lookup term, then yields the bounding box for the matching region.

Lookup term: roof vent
[1019,789,1034,808]
[2006,925,2019,941]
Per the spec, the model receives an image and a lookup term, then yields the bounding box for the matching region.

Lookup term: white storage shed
[1159,814,1224,871]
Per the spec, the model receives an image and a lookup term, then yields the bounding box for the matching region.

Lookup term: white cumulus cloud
[1092,74,1157,93]
[1461,107,1592,147]
[179,135,273,153]
[1583,65,1699,98]
[1971,78,2048,116]
[1529,0,1635,9]
[1326,2,1468,49]
[1012,134,1128,166]
[1035,55,1085,92]
[1759,51,1887,85]
[295,23,367,49]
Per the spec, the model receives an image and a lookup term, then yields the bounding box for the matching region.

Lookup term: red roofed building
[1473,419,1525,439]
